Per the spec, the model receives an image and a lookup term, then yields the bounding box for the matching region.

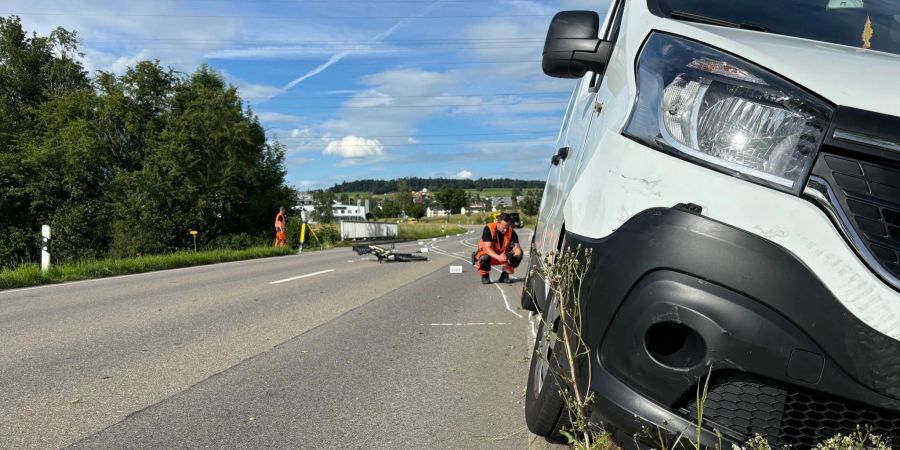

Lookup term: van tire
[525,314,569,441]
[521,266,537,311]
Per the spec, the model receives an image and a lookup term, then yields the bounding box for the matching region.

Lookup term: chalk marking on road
[428,322,512,326]
[492,283,523,318]
[269,269,335,285]
[425,243,524,319]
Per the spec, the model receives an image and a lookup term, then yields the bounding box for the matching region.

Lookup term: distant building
[333,199,370,222]
[296,191,315,207]
[463,202,486,214]
[416,188,431,204]
[293,195,370,223]
[426,206,450,217]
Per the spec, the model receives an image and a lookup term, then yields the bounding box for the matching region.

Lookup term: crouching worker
[476,213,523,284]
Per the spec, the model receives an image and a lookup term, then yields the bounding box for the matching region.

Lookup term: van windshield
[655,0,900,56]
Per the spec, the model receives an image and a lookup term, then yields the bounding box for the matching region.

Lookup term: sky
[5,0,609,190]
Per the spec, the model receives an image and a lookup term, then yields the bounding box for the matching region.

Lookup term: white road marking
[425,242,523,319]
[492,283,523,318]
[269,269,335,285]
[428,322,512,326]
[0,254,298,296]
[529,315,537,339]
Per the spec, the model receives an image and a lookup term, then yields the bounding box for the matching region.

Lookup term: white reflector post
[41,225,51,272]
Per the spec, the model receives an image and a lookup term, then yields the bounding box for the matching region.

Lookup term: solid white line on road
[269,269,335,285]
[428,322,512,326]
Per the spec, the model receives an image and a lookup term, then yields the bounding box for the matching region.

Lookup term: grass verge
[398,223,466,240]
[0,246,291,291]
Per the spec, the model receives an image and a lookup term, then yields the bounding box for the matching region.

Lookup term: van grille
[680,373,900,448]
[816,153,900,278]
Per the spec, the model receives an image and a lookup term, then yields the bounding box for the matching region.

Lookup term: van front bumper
[568,206,900,448]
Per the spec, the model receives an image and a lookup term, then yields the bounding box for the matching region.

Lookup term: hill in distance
[327,177,544,196]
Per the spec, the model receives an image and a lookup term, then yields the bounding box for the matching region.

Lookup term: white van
[523,0,900,447]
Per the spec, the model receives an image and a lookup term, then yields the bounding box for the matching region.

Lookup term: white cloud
[291,128,313,139]
[456,170,473,179]
[255,111,304,123]
[323,136,385,158]
[316,68,460,141]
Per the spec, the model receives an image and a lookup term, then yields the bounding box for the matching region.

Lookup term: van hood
[654,20,900,117]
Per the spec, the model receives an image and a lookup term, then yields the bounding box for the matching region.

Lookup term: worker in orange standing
[274,206,287,248]
[475,213,522,284]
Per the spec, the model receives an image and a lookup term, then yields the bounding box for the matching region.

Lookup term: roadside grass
[398,223,466,240]
[0,246,291,290]
[418,212,537,227]
[0,222,470,290]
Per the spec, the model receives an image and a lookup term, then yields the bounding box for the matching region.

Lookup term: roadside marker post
[40,225,51,272]
[190,230,198,252]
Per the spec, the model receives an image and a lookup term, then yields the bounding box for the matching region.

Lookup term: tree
[313,190,335,224]
[520,190,541,216]
[396,179,414,215]
[380,199,400,219]
[0,16,94,265]
[409,203,426,220]
[0,17,296,265]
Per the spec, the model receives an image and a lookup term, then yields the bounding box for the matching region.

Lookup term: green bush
[211,232,267,250]
[50,201,110,263]
[315,224,341,246]
[0,227,36,271]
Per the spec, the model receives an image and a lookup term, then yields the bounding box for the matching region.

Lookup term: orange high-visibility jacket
[274,211,285,230]
[477,222,513,258]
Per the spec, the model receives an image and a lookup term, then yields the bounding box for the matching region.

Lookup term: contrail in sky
[278,0,447,93]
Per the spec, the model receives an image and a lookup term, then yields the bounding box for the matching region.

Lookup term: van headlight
[623,33,833,194]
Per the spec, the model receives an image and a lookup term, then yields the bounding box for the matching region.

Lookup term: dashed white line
[269,269,335,285]
[428,322,512,326]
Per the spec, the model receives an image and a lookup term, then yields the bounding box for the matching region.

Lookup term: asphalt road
[0,230,552,449]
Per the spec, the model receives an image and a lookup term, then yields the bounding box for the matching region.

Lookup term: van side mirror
[542,11,613,79]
